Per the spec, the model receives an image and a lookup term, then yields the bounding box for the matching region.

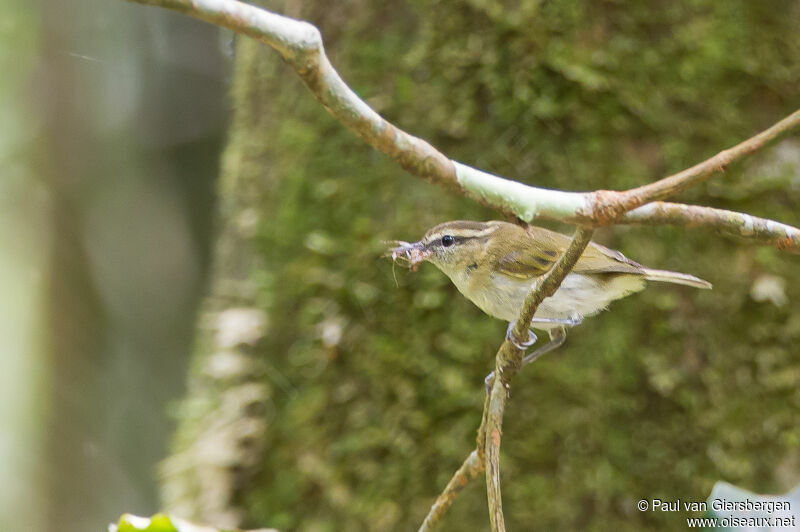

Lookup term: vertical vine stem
[484,227,595,532]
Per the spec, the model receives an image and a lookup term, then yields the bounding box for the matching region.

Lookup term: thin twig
[126,0,800,249]
[485,227,595,532]
[615,111,800,215]
[417,450,484,532]
[418,389,493,531]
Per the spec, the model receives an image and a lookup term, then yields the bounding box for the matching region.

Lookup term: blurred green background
[2,0,799,531]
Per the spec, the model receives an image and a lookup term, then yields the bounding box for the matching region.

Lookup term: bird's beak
[389,240,432,269]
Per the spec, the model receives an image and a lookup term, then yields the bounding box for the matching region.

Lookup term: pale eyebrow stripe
[472,226,499,238]
[425,222,499,243]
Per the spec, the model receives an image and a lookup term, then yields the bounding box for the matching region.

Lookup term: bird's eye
[441,235,455,247]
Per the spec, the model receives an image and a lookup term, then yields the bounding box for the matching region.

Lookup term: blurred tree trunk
[159,35,279,529]
[38,2,224,531]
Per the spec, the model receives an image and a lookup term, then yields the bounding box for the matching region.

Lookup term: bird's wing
[574,241,645,275]
[494,226,644,280]
[494,248,556,279]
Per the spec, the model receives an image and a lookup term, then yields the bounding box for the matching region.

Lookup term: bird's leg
[485,325,568,394]
[531,315,582,327]
[484,321,537,394]
[521,326,566,366]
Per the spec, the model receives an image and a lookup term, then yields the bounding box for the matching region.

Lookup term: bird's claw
[485,372,495,395]
[485,322,541,394]
[506,321,537,350]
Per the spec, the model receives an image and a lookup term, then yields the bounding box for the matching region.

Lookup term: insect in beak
[386,240,431,271]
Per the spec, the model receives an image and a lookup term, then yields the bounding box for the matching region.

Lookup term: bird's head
[390,220,500,276]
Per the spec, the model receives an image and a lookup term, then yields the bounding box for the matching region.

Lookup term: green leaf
[109,513,277,532]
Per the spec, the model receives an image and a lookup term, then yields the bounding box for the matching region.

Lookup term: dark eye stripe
[424,233,487,247]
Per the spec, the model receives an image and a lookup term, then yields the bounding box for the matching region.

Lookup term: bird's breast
[444,268,647,325]
[447,266,528,322]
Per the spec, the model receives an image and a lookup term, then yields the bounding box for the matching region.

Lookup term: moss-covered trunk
[161,1,800,530]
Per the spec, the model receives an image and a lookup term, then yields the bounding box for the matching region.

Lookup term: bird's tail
[643,268,712,289]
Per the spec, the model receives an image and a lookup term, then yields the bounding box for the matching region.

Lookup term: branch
[616,111,800,213]
[126,0,586,220]
[419,386,495,531]
[622,202,800,253]
[418,450,484,532]
[125,0,800,251]
[484,228,595,532]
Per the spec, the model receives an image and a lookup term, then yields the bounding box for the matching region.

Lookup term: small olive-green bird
[392,220,711,366]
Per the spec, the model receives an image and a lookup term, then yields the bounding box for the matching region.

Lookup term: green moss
[165,0,800,530]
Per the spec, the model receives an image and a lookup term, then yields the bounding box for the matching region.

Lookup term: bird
[390,220,711,373]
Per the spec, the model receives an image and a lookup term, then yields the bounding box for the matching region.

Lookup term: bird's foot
[484,372,496,395]
[485,326,568,395]
[505,321,537,350]
[485,322,538,394]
